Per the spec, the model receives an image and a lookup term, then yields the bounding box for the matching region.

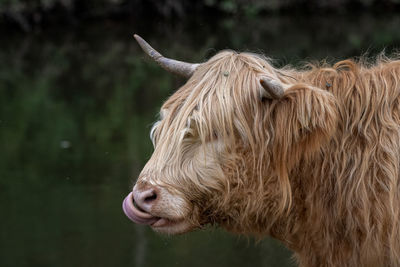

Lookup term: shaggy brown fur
[142,51,400,267]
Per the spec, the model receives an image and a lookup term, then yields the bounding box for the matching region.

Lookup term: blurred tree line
[2,0,400,31]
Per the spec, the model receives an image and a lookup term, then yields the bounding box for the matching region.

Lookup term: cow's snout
[133,185,158,212]
[124,180,193,233]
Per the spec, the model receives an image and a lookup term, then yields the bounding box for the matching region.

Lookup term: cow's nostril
[144,191,157,202]
[133,187,159,212]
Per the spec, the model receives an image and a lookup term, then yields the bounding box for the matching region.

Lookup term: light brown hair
[143,51,400,266]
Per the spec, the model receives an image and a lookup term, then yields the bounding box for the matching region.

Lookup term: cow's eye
[213,131,218,140]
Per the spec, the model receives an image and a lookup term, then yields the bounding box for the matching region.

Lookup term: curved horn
[260,77,285,99]
[134,34,199,78]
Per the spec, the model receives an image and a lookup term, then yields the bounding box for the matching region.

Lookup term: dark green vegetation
[1,11,400,267]
[2,0,400,31]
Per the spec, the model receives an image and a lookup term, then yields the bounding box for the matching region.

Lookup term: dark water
[1,13,400,267]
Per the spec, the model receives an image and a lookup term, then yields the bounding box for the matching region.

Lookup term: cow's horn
[134,34,199,78]
[260,77,285,99]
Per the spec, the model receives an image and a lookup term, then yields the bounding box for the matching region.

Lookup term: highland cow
[123,35,400,267]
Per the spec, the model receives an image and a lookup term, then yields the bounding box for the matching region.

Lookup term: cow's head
[123,35,338,235]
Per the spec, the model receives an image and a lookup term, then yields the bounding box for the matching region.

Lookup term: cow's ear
[259,77,285,99]
[272,84,338,168]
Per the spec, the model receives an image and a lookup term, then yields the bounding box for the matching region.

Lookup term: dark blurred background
[1,1,400,267]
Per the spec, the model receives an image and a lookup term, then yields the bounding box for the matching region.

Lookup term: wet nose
[133,186,158,212]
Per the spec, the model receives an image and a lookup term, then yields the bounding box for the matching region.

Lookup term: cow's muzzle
[122,192,160,225]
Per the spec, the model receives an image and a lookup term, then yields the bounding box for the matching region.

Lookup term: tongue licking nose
[122,190,159,225]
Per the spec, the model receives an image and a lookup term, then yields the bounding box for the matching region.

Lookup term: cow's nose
[133,186,158,212]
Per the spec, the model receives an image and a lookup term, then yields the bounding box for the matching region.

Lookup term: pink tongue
[122,192,159,225]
